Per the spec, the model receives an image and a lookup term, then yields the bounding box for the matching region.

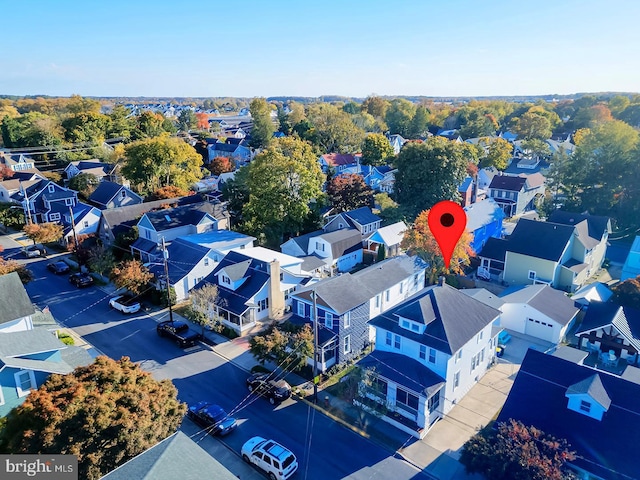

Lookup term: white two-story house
[363,280,501,438]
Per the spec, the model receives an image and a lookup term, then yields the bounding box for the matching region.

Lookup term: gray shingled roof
[101,431,237,480]
[0,328,65,357]
[370,284,500,354]
[317,228,362,258]
[0,272,35,324]
[499,284,579,326]
[548,210,611,239]
[489,175,527,191]
[507,219,575,262]
[295,274,374,315]
[89,181,125,206]
[352,255,426,293]
[343,207,381,226]
[566,374,612,409]
[144,202,227,232]
[460,288,505,310]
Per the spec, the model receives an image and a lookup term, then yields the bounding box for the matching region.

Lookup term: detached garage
[498,285,579,344]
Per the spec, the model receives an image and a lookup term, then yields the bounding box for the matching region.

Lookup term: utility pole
[68,206,79,255]
[21,182,33,225]
[312,289,318,404]
[161,237,174,323]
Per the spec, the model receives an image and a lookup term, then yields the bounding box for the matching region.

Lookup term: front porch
[581,350,630,376]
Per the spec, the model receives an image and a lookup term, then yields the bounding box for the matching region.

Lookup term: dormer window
[47,184,55,193]
[565,374,611,421]
[65,198,73,206]
[580,400,591,413]
[221,275,230,284]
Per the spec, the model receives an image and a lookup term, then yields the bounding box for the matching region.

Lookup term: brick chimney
[268,260,285,320]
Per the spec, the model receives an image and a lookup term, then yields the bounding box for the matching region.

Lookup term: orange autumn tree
[195,112,210,130]
[210,156,235,176]
[402,208,474,284]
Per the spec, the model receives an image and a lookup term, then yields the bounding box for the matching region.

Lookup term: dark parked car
[156,320,202,348]
[246,373,292,405]
[47,261,70,274]
[69,272,94,288]
[187,402,237,436]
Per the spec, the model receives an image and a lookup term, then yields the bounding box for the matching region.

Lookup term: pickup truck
[156,320,202,348]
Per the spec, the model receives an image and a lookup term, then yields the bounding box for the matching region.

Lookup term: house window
[83,221,89,228]
[65,198,73,206]
[394,335,401,349]
[385,331,392,346]
[413,274,419,287]
[325,312,333,329]
[477,331,483,343]
[258,298,269,312]
[455,350,463,363]
[343,335,351,354]
[454,371,460,389]
[204,258,209,267]
[344,311,350,328]
[580,400,591,413]
[419,345,426,360]
[221,275,230,284]
[370,377,388,397]
[396,388,419,414]
[410,323,419,332]
[15,370,35,397]
[280,272,283,281]
[315,241,324,252]
[120,190,126,198]
[375,295,380,308]
[144,229,151,240]
[49,213,60,221]
[399,282,404,294]
[528,270,536,280]
[297,302,305,317]
[428,348,436,363]
[385,289,390,302]
[47,184,55,193]
[428,393,440,413]
[401,319,410,330]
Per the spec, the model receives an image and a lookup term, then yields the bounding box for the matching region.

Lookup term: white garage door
[524,317,555,343]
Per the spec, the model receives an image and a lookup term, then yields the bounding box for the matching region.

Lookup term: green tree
[361,133,394,166]
[0,356,186,480]
[1,112,64,149]
[510,111,552,140]
[306,103,365,153]
[64,95,101,115]
[326,173,374,213]
[408,105,429,138]
[480,137,513,170]
[276,105,292,135]
[110,259,153,295]
[619,104,640,127]
[609,95,631,117]
[342,101,360,114]
[177,109,197,132]
[221,165,250,227]
[249,97,275,148]
[243,137,324,247]
[61,112,110,145]
[87,244,115,277]
[521,138,551,160]
[0,202,25,229]
[123,135,203,192]
[459,420,577,480]
[23,222,63,245]
[458,107,499,139]
[395,137,471,219]
[249,323,313,372]
[189,283,220,335]
[385,99,416,138]
[68,172,99,199]
[107,104,134,140]
[132,111,170,139]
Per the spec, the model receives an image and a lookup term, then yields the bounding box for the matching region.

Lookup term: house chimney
[439,276,446,286]
[268,260,285,320]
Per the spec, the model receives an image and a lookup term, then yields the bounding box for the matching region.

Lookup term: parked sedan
[246,373,292,405]
[22,244,46,258]
[187,401,237,436]
[47,261,70,275]
[108,294,141,314]
[69,272,94,288]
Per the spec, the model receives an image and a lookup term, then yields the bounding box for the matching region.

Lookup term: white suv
[108,294,141,314]
[241,437,298,480]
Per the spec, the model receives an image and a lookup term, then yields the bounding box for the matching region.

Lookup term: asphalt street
[22,255,428,480]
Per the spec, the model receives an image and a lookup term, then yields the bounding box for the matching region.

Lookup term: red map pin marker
[428,201,467,269]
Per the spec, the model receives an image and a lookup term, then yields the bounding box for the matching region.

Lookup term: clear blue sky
[1,0,638,98]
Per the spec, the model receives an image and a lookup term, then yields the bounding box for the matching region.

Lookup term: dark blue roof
[358,351,445,397]
[152,239,210,284]
[89,181,124,206]
[197,251,269,315]
[497,349,640,480]
[344,207,381,226]
[507,218,575,262]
